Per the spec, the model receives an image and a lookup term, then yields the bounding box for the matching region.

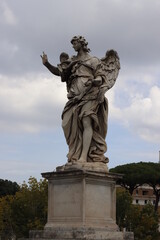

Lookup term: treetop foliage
[116,188,160,240]
[0,179,20,197]
[0,177,48,239]
[110,162,160,194]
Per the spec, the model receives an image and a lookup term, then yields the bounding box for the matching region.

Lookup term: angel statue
[41,36,120,171]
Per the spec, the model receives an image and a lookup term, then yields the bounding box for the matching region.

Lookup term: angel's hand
[40,51,48,65]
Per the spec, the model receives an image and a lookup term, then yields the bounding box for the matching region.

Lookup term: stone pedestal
[29,168,134,239]
[44,170,118,229]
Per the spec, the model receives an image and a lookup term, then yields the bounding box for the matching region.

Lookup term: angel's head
[71,36,90,53]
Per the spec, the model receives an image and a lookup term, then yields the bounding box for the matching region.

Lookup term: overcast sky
[0,0,160,184]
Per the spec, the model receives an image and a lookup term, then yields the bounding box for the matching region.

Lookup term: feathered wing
[100,49,120,91]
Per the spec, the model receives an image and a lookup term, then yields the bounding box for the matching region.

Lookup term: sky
[0,0,160,184]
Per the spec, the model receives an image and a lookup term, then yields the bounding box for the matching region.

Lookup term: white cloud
[1,40,19,57]
[108,84,160,143]
[1,1,17,26]
[1,0,160,75]
[1,66,160,145]
[0,74,67,133]
[0,0,160,149]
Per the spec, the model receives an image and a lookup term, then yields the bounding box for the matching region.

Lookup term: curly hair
[71,36,91,52]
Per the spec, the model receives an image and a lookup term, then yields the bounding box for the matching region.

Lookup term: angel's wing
[101,49,120,91]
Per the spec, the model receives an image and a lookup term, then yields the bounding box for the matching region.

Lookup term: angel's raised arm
[40,52,60,76]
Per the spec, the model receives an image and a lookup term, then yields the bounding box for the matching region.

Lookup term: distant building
[132,184,160,207]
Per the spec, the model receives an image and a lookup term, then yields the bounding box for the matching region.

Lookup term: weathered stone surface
[123,231,134,240]
[22,170,134,240]
[22,36,132,240]
[26,170,129,240]
[28,229,134,240]
[42,170,122,230]
[29,227,124,239]
[56,162,109,173]
[21,229,134,240]
[41,36,120,165]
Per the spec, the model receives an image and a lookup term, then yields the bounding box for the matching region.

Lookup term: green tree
[110,162,147,194]
[0,195,15,240]
[0,177,48,238]
[116,188,132,230]
[116,189,160,240]
[110,162,160,212]
[128,204,159,240]
[142,162,160,212]
[0,179,20,197]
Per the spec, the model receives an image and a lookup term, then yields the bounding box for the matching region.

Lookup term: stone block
[29,227,124,239]
[42,170,120,230]
[25,169,134,240]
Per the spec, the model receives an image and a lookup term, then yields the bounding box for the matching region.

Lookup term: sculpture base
[27,168,134,240]
[29,227,133,240]
[56,162,109,173]
[42,170,120,230]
